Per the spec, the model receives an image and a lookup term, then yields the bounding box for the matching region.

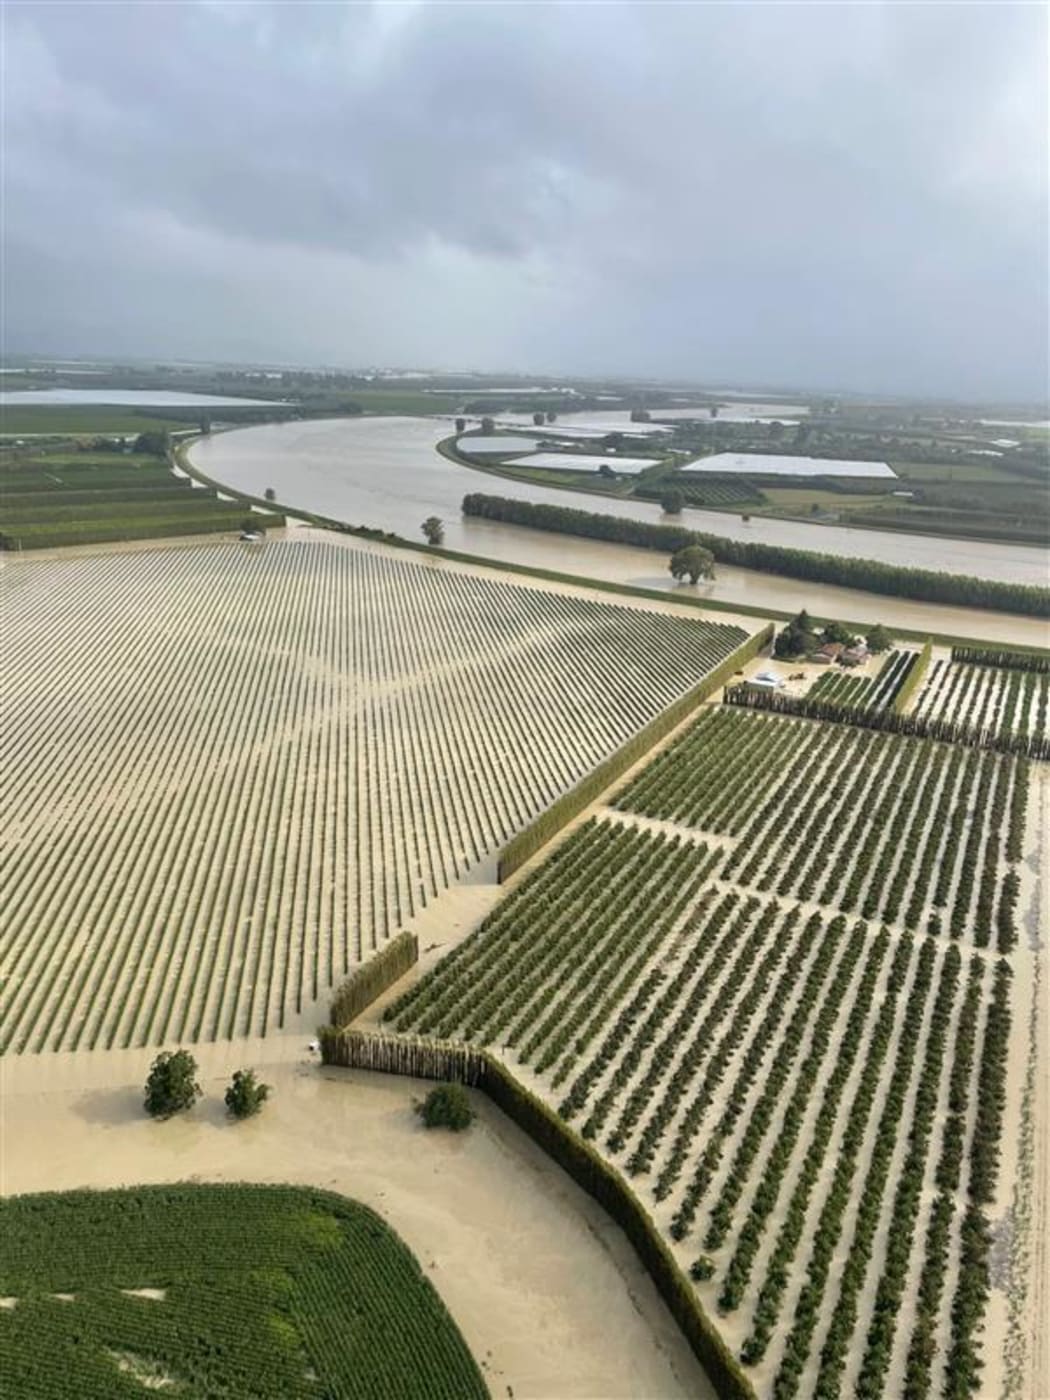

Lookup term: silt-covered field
[0,536,747,1053]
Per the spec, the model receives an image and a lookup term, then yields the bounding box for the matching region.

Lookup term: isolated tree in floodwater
[422,517,445,546]
[144,1050,201,1118]
[660,489,685,515]
[669,544,715,584]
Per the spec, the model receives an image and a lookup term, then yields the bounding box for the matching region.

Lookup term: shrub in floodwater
[225,1068,271,1120]
[416,1083,474,1132]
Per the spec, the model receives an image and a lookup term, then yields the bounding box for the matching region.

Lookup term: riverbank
[186,416,1048,585]
[180,432,1050,651]
[439,432,1050,551]
[184,417,1050,652]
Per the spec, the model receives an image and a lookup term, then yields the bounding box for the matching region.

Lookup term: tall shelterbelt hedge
[892,637,932,713]
[462,493,1050,618]
[329,931,418,1029]
[951,645,1050,673]
[320,1028,755,1400]
[497,623,774,881]
[723,684,1050,759]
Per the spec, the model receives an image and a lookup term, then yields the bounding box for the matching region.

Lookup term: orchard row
[0,539,746,1052]
[615,710,1024,947]
[391,813,1016,1397]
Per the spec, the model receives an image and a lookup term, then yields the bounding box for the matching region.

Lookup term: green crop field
[389,697,1037,1397]
[0,1184,486,1399]
[336,388,448,416]
[636,476,766,508]
[0,450,284,549]
[0,407,192,436]
[758,485,888,511]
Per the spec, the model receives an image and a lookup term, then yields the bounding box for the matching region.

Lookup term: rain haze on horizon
[4,0,1049,400]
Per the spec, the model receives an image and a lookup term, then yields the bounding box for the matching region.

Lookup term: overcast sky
[5,1,1048,400]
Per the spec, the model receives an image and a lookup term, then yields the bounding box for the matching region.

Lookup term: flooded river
[189,417,1050,646]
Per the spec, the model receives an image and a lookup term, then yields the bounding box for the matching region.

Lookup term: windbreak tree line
[723,684,1050,759]
[461,492,1050,616]
[950,645,1050,673]
[373,687,1030,1397]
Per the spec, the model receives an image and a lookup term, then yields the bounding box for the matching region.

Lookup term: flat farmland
[0,537,748,1054]
[0,1184,485,1399]
[390,705,1044,1397]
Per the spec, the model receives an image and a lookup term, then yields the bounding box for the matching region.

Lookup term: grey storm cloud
[4,1,1048,399]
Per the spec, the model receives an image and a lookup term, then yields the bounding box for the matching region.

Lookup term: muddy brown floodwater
[189,416,1050,648]
[1,1041,714,1399]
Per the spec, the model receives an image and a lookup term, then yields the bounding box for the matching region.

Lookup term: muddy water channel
[190,417,1050,645]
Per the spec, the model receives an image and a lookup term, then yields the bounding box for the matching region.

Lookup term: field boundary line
[319,1027,756,1400]
[496,624,773,881]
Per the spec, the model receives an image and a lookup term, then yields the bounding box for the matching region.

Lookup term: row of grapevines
[771,936,936,1397]
[940,959,1012,1398]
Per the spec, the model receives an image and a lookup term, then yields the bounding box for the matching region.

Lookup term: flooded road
[189,416,1050,645]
